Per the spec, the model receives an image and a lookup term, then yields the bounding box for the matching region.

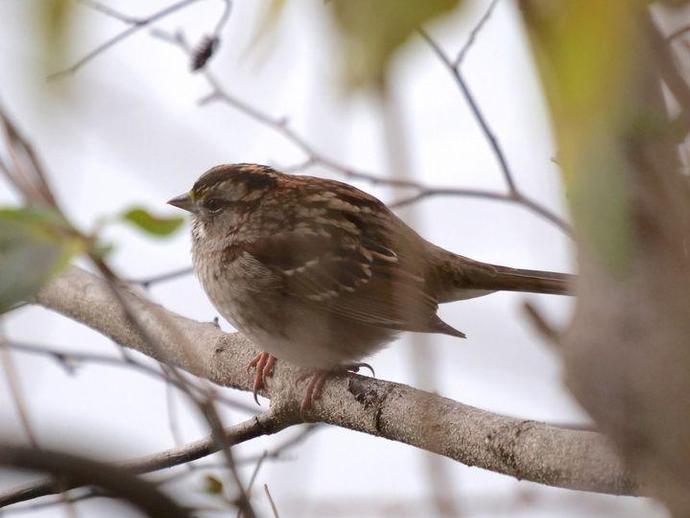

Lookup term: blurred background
[0,0,667,516]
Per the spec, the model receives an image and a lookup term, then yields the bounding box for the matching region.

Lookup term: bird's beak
[167,192,195,213]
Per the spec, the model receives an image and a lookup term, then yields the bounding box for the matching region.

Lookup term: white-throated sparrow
[169,164,573,409]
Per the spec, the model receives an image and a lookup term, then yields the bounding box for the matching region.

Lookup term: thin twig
[75,0,144,24]
[153,424,320,486]
[8,340,257,414]
[163,368,188,448]
[237,451,267,518]
[127,266,194,288]
[48,0,208,80]
[454,0,500,67]
[419,28,517,194]
[0,104,57,207]
[0,332,39,448]
[0,489,101,516]
[668,24,690,42]
[264,484,280,518]
[418,27,572,235]
[522,300,561,345]
[213,0,233,36]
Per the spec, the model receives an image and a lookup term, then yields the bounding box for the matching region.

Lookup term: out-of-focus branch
[48,0,223,80]
[0,334,39,448]
[127,266,194,288]
[17,266,639,499]
[151,424,319,487]
[263,484,280,518]
[0,103,57,208]
[0,444,193,517]
[646,14,690,133]
[0,411,292,508]
[8,340,257,414]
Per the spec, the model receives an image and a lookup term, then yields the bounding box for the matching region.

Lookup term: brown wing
[243,207,458,335]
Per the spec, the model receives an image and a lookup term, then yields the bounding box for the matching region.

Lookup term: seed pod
[191,36,220,72]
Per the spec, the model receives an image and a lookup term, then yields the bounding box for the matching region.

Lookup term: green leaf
[330,0,461,89]
[0,207,83,313]
[120,206,185,238]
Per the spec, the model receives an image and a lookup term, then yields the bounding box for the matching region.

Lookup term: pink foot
[247,352,277,404]
[297,363,376,411]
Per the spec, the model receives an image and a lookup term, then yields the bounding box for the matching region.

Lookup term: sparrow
[168,163,573,409]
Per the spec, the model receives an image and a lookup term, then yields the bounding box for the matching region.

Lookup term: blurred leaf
[202,474,224,495]
[120,206,185,238]
[243,0,288,62]
[520,1,641,273]
[91,240,115,259]
[0,208,83,313]
[31,0,77,73]
[330,0,460,89]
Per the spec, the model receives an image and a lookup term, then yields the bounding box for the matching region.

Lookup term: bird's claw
[247,352,276,405]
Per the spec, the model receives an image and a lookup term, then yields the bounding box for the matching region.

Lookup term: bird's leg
[297,363,376,412]
[247,352,277,404]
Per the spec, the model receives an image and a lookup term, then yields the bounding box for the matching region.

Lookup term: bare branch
[418,29,517,194]
[127,266,194,288]
[0,444,193,516]
[418,28,572,235]
[263,484,280,518]
[0,411,292,508]
[48,0,209,80]
[455,0,500,68]
[21,266,639,498]
[75,0,144,24]
[0,333,39,448]
[8,340,256,414]
[152,424,319,486]
[0,103,57,208]
[213,0,233,36]
[0,489,101,517]
[647,14,690,129]
[667,24,690,42]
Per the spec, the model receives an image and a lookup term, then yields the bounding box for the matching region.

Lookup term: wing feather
[243,229,438,331]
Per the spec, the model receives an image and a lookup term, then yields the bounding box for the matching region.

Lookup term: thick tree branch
[20,266,639,498]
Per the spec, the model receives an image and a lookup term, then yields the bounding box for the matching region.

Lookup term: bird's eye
[204,198,225,214]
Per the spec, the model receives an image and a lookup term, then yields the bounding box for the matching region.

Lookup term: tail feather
[431,249,575,303]
[478,263,575,296]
